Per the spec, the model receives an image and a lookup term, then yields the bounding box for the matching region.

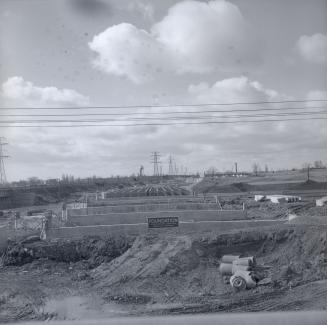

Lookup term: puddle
[42,295,131,320]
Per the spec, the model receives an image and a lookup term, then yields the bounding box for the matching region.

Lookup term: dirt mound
[91,226,327,303]
[203,183,245,193]
[193,179,253,193]
[94,236,197,280]
[92,235,226,302]
[195,178,327,194]
[1,236,132,267]
[259,226,327,287]
[293,180,327,190]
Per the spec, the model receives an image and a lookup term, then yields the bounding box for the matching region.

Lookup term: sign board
[147,216,179,228]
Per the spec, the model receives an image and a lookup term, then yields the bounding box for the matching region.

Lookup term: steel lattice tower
[0,137,9,185]
[150,152,161,176]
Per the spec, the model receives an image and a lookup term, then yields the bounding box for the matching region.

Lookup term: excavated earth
[1,224,327,322]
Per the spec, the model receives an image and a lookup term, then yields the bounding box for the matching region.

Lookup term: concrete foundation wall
[67,210,247,226]
[68,203,220,216]
[46,220,284,240]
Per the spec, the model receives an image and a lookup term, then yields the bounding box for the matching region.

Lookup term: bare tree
[313,160,324,169]
[205,167,217,176]
[252,163,260,176]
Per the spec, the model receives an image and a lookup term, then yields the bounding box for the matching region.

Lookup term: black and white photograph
[0,0,327,324]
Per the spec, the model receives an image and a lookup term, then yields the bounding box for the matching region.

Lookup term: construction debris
[230,270,258,291]
[255,194,302,204]
[220,255,261,291]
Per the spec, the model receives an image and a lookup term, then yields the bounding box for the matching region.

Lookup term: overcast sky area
[0,0,327,181]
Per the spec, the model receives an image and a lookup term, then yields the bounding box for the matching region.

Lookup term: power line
[1,110,327,124]
[0,105,326,118]
[1,99,327,110]
[0,116,326,128]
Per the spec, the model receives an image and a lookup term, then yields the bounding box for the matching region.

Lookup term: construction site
[1,0,327,323]
[0,165,327,323]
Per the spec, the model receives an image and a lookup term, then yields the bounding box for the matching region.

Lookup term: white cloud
[2,76,90,107]
[188,76,282,103]
[151,0,256,74]
[296,33,327,65]
[89,0,259,83]
[306,89,327,101]
[89,23,175,84]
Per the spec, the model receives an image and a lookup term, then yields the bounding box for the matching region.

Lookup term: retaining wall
[46,219,285,240]
[67,210,247,226]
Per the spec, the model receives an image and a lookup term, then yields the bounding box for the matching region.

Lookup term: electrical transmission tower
[168,155,174,175]
[150,152,161,176]
[0,137,9,185]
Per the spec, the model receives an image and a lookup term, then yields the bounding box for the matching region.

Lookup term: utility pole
[168,155,174,175]
[139,165,144,177]
[307,165,310,181]
[0,137,9,185]
[235,162,238,175]
[150,152,161,176]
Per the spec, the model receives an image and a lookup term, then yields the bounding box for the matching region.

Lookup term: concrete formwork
[87,195,215,207]
[66,210,248,226]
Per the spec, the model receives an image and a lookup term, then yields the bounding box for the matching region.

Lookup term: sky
[0,0,327,181]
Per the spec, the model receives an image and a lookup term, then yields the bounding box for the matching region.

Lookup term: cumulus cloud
[2,76,90,107]
[89,0,259,83]
[152,0,256,74]
[188,76,282,103]
[89,23,175,84]
[296,33,327,64]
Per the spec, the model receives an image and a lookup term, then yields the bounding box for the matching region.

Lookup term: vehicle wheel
[231,276,247,291]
